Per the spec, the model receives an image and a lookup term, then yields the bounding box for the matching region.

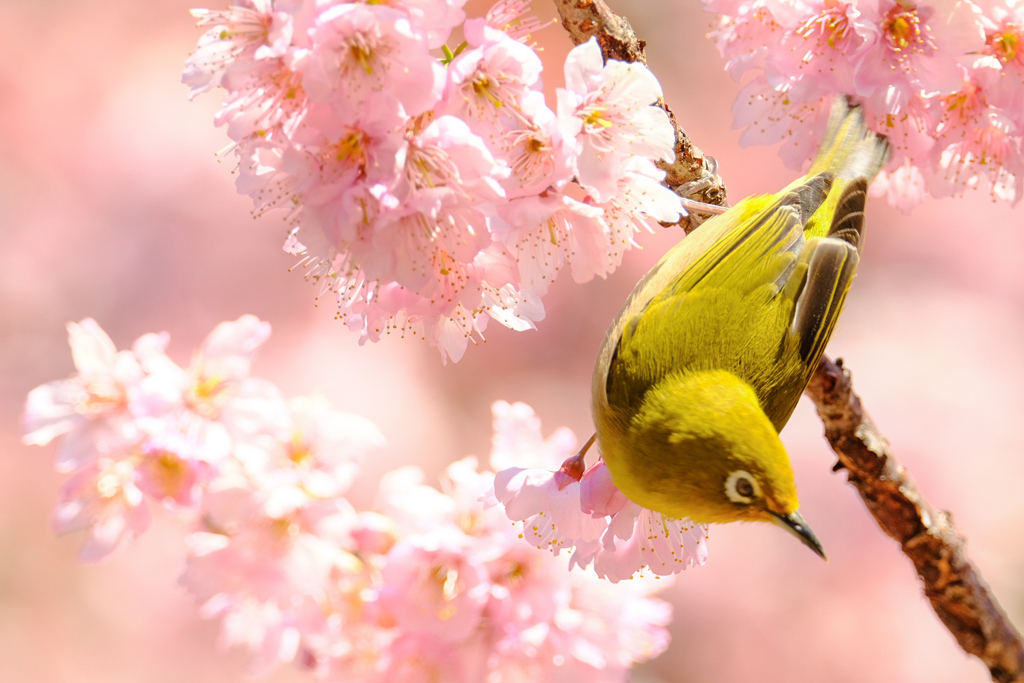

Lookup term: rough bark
[805,356,1024,683]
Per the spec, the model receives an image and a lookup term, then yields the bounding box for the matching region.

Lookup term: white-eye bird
[591,97,890,558]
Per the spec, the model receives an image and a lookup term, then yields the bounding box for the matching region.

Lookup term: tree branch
[550,4,1024,678]
[550,0,727,230]
[805,356,1024,683]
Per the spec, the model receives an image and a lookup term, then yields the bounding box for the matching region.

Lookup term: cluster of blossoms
[705,0,1024,211]
[184,0,683,361]
[23,318,675,681]
[491,403,709,583]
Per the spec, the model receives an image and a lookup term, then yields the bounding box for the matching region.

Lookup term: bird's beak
[769,510,827,560]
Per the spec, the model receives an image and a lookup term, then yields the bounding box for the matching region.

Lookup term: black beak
[770,510,827,560]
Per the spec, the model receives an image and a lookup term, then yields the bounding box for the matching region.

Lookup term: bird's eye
[736,478,754,497]
[725,470,762,504]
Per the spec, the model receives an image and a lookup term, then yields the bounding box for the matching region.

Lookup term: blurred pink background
[2,0,1022,681]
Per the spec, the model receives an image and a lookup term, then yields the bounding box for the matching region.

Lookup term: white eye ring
[725,470,762,504]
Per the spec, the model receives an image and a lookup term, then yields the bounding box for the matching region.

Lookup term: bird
[591,97,890,559]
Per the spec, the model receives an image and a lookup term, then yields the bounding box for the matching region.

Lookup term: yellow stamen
[288,433,312,464]
[994,30,1019,63]
[350,44,373,75]
[336,132,365,164]
[472,76,504,108]
[193,374,223,401]
[584,108,613,129]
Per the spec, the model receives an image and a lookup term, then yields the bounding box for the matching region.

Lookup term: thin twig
[550,0,726,230]
[806,356,1024,683]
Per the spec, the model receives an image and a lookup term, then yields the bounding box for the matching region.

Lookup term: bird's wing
[593,175,867,431]
[744,177,866,428]
[780,178,867,392]
[593,186,811,417]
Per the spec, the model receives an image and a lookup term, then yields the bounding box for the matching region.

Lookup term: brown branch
[806,356,1024,683]
[552,5,1024,676]
[551,0,726,231]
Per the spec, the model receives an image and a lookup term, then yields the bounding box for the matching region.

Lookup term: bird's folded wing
[595,191,809,412]
[782,178,867,392]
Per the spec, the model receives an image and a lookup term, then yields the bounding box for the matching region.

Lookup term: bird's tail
[802,96,890,240]
[808,96,890,182]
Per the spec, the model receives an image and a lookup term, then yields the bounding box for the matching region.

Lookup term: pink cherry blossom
[278,94,407,248]
[869,158,931,211]
[186,1,313,142]
[375,453,675,679]
[303,3,444,117]
[977,2,1024,131]
[489,400,579,472]
[130,315,290,462]
[558,38,676,202]
[485,0,553,43]
[930,108,1024,203]
[134,432,213,508]
[779,0,873,94]
[22,319,144,472]
[53,457,151,562]
[595,156,685,270]
[494,460,608,555]
[377,532,492,642]
[184,0,294,98]
[390,0,469,49]
[441,20,543,147]
[187,3,685,359]
[183,483,368,673]
[704,0,784,81]
[853,0,983,110]
[490,403,710,582]
[498,190,610,294]
[706,0,1024,208]
[28,337,677,680]
[500,91,577,199]
[278,395,384,497]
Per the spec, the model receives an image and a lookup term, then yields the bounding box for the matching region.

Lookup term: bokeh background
[2,0,1023,681]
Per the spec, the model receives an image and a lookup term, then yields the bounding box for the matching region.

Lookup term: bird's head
[618,369,826,559]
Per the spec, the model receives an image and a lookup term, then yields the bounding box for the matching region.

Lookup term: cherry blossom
[490,402,710,582]
[22,319,144,472]
[24,320,676,680]
[303,3,444,117]
[186,3,682,360]
[52,457,151,562]
[705,0,1024,209]
[558,38,676,202]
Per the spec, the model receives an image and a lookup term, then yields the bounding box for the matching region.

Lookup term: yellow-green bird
[591,98,889,559]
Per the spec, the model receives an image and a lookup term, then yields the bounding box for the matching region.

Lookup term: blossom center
[884,6,928,53]
[582,107,613,130]
[347,36,376,75]
[797,3,852,49]
[941,81,984,128]
[270,517,299,541]
[334,132,367,169]
[405,144,459,191]
[288,433,313,465]
[508,127,553,185]
[431,564,461,618]
[471,75,505,108]
[988,26,1021,64]
[144,450,189,498]
[79,378,125,415]
[188,373,228,418]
